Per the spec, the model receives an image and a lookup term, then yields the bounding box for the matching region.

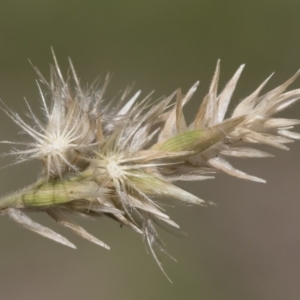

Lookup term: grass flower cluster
[1,52,300,279]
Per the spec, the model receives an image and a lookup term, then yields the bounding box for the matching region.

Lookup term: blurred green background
[0,1,300,299]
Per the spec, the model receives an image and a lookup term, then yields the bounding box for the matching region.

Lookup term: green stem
[0,177,100,210]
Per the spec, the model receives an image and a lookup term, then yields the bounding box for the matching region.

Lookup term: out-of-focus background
[0,1,300,299]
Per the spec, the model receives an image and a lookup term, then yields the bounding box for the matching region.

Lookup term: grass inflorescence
[1,51,300,280]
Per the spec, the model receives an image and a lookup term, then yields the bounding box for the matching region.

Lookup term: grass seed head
[1,54,300,280]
